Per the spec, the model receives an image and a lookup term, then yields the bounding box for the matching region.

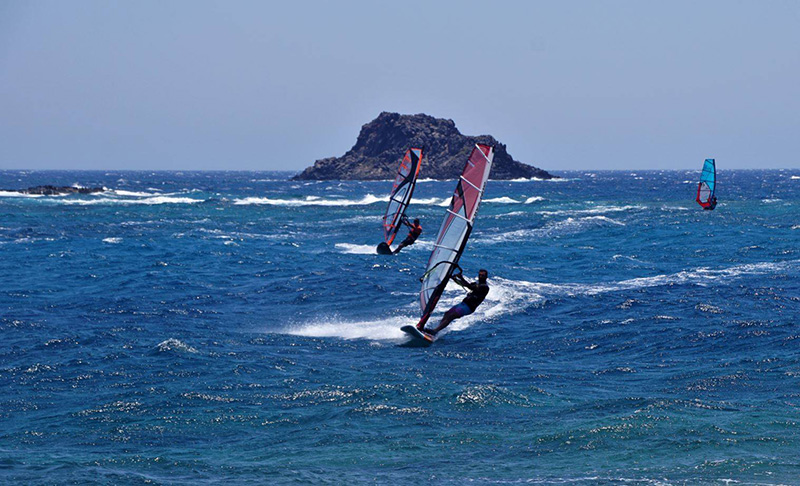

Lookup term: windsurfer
[421,269,489,335]
[393,217,422,253]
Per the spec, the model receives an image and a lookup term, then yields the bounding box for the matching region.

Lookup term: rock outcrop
[293,112,553,180]
[6,185,105,195]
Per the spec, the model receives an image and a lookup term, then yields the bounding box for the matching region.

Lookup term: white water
[280,259,800,343]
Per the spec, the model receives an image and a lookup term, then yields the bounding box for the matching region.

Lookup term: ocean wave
[0,191,44,198]
[280,276,541,342]
[791,175,800,180]
[59,196,203,205]
[479,215,625,243]
[538,205,645,217]
[410,197,451,206]
[491,211,527,219]
[483,196,522,204]
[524,196,545,203]
[154,338,198,354]
[455,384,536,408]
[496,259,800,302]
[102,237,122,244]
[506,177,572,182]
[365,258,797,332]
[330,215,381,225]
[106,189,163,197]
[233,194,452,207]
[233,194,386,206]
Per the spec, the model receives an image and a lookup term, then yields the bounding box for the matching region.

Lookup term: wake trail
[278,259,799,343]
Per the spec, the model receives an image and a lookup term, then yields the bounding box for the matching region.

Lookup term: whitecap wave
[505,177,571,182]
[479,215,625,243]
[59,196,203,205]
[410,197,451,206]
[492,211,527,219]
[483,196,521,204]
[791,175,800,180]
[102,237,122,244]
[0,191,43,198]
[107,189,163,197]
[155,338,198,354]
[538,205,645,217]
[497,259,800,302]
[524,196,545,203]
[233,194,385,206]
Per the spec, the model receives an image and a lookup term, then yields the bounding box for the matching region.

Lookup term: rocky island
[4,185,105,195]
[293,112,554,180]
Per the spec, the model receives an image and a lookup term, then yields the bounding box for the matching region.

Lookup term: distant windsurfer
[707,195,718,210]
[393,217,422,254]
[420,269,489,336]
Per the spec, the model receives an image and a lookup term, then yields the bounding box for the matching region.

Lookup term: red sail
[418,144,493,327]
[382,148,423,245]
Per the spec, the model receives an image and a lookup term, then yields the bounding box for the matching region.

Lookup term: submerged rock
[293,112,554,180]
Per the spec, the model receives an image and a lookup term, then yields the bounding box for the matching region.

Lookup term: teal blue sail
[696,158,716,209]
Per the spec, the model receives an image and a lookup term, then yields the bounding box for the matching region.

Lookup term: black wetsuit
[423,274,490,335]
[455,275,490,311]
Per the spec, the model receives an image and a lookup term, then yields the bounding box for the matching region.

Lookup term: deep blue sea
[1,169,799,485]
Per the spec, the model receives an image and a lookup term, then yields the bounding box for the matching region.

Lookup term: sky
[1,0,798,171]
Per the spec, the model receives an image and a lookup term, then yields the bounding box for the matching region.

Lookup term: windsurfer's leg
[426,303,471,335]
[393,237,414,254]
[426,309,457,335]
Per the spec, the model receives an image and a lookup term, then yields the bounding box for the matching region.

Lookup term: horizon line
[1,167,797,173]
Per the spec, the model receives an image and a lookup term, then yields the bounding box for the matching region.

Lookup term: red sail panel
[696,182,712,208]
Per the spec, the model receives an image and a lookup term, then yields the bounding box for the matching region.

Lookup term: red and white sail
[382,148,423,245]
[417,144,494,328]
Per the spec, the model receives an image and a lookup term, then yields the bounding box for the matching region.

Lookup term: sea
[1,169,799,485]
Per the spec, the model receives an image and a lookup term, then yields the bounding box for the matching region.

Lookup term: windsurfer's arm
[451,274,476,290]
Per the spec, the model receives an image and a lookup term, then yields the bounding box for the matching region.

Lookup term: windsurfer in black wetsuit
[708,195,718,210]
[393,217,422,254]
[422,269,490,336]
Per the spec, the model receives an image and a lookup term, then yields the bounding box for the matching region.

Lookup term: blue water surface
[1,169,799,484]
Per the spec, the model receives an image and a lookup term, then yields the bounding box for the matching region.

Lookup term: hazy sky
[1,0,798,171]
